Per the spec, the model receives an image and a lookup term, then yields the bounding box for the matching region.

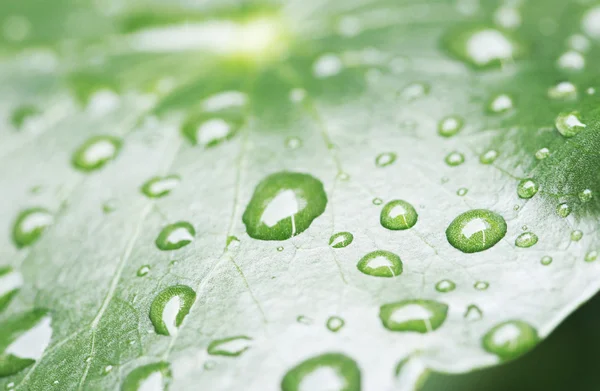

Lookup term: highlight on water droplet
[535,148,550,160]
[579,189,593,203]
[326,316,345,332]
[517,179,539,199]
[585,250,597,263]
[380,200,418,231]
[0,267,22,312]
[121,362,171,391]
[280,353,361,391]
[446,209,507,253]
[356,250,403,277]
[297,315,313,325]
[445,151,465,166]
[435,279,456,293]
[557,51,585,71]
[137,265,150,277]
[457,187,468,196]
[155,222,195,251]
[556,202,571,218]
[540,256,552,266]
[482,320,539,361]
[479,149,498,164]
[149,285,196,336]
[329,232,354,248]
[141,175,180,198]
[571,230,583,242]
[464,304,483,322]
[181,115,241,147]
[375,152,396,167]
[12,208,53,248]
[474,281,489,291]
[488,94,513,114]
[555,111,586,138]
[72,135,122,172]
[242,172,327,241]
[372,198,383,205]
[438,116,463,137]
[515,232,538,248]
[379,299,448,333]
[207,336,252,357]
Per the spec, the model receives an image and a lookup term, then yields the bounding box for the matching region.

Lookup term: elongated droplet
[380,200,418,230]
[155,222,195,251]
[121,362,171,391]
[435,279,456,293]
[555,111,586,137]
[182,116,240,147]
[72,135,122,172]
[326,316,345,332]
[0,267,22,312]
[446,209,507,253]
[141,175,180,198]
[535,148,550,160]
[585,251,597,262]
[207,336,252,357]
[201,91,247,112]
[149,285,196,336]
[517,179,538,199]
[329,232,353,248]
[12,208,53,248]
[488,94,513,113]
[11,105,40,130]
[379,300,448,333]
[281,353,361,391]
[479,149,498,164]
[579,189,593,203]
[357,250,402,277]
[515,232,538,248]
[242,172,327,241]
[375,152,396,167]
[482,320,539,361]
[474,281,489,290]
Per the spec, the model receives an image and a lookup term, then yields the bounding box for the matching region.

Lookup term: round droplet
[149,285,196,336]
[181,116,240,147]
[372,198,383,205]
[438,116,463,137]
[548,82,577,100]
[281,353,361,391]
[556,203,571,218]
[482,320,539,361]
[540,256,552,266]
[379,299,448,333]
[535,148,550,160]
[276,246,284,252]
[517,179,539,199]
[141,175,180,198]
[457,188,468,196]
[72,135,122,172]
[571,230,583,242]
[445,151,465,166]
[446,209,507,253]
[137,265,150,277]
[474,281,489,290]
[435,279,456,293]
[555,111,586,138]
[286,137,302,149]
[155,222,195,251]
[488,94,513,113]
[11,208,53,248]
[329,232,354,248]
[375,152,397,167]
[326,316,345,332]
[515,232,538,248]
[357,250,402,278]
[207,336,252,357]
[242,172,327,241]
[585,251,597,263]
[479,149,498,164]
[121,362,171,391]
[103,200,117,214]
[380,200,418,231]
[579,189,593,203]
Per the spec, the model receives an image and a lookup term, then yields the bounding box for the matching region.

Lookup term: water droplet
[104,365,113,374]
[535,148,550,160]
[242,172,327,241]
[437,116,463,138]
[379,299,448,333]
[579,189,593,203]
[548,82,577,100]
[336,172,349,181]
[281,353,361,391]
[482,320,539,361]
[276,246,284,252]
[357,250,402,278]
[12,208,53,248]
[464,304,483,321]
[443,27,519,69]
[72,136,122,172]
[585,251,597,263]
[571,230,583,242]
[375,152,397,167]
[149,285,196,336]
[372,198,383,205]
[313,54,343,78]
[380,200,418,230]
[474,281,489,290]
[10,105,40,130]
[337,16,361,37]
[517,179,539,199]
[446,209,507,253]
[399,82,429,101]
[515,232,538,248]
[557,51,585,71]
[555,111,586,138]
[582,6,600,38]
[285,137,302,149]
[457,188,468,196]
[289,89,307,103]
[488,94,513,113]
[137,265,150,277]
[445,151,465,166]
[203,360,216,370]
[540,256,552,266]
[201,91,247,112]
[207,336,252,357]
[155,222,195,251]
[326,316,345,332]
[6,382,15,389]
[556,203,571,218]
[435,279,456,293]
[479,149,498,164]
[103,200,117,214]
[183,117,240,147]
[329,232,353,248]
[121,362,171,391]
[0,268,21,312]
[141,175,180,198]
[297,315,313,325]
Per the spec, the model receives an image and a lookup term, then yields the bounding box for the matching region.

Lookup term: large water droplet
[379,299,448,333]
[281,353,361,391]
[571,230,583,242]
[443,27,519,69]
[517,179,539,199]
[149,285,196,336]
[72,136,122,172]
[141,175,180,198]
[121,362,171,391]
[555,111,586,138]
[515,232,538,248]
[12,208,53,248]
[556,203,571,218]
[535,148,550,160]
[242,172,327,241]
[446,209,507,253]
[541,256,552,266]
[356,250,402,278]
[479,149,498,164]
[482,320,539,361]
[155,222,195,251]
[329,232,353,248]
[207,336,252,357]
[380,200,418,231]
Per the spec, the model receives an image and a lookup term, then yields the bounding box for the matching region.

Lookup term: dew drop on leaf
[571,230,583,242]
[155,222,195,251]
[121,362,171,391]
[585,251,597,263]
[488,94,513,114]
[517,179,539,199]
[379,299,448,333]
[556,202,571,218]
[277,246,284,252]
[140,175,180,198]
[181,115,241,147]
[442,27,519,69]
[557,51,585,71]
[446,209,507,253]
[474,281,489,291]
[149,285,196,336]
[464,304,483,322]
[555,111,586,137]
[438,116,463,137]
[356,250,403,278]
[482,320,539,361]
[515,232,538,248]
[104,365,113,374]
[280,353,361,391]
[72,135,122,172]
[435,279,456,293]
[535,148,550,160]
[457,187,468,196]
[399,82,429,101]
[541,256,553,266]
[242,172,327,241]
[207,336,252,357]
[137,265,150,277]
[329,232,353,248]
[102,200,117,214]
[445,151,465,166]
[380,200,418,230]
[479,149,498,164]
[11,208,53,248]
[548,82,576,100]
[579,189,593,203]
[372,198,383,205]
[326,316,345,332]
[375,152,396,167]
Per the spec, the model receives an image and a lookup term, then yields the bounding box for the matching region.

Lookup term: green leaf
[0,0,599,390]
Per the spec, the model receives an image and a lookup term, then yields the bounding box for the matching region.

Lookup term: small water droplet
[435,279,456,293]
[488,94,513,113]
[297,315,313,325]
[535,148,550,160]
[445,151,465,166]
[155,222,195,251]
[207,336,252,357]
[276,246,284,252]
[149,285,196,336]
[548,82,577,100]
[457,188,468,196]
[464,304,483,321]
[281,353,360,391]
[555,111,586,137]
[203,360,216,370]
[141,175,180,198]
[336,172,349,181]
[474,281,489,290]
[379,299,448,333]
[289,88,306,103]
[571,230,583,242]
[375,152,397,167]
[329,232,354,248]
[326,316,345,332]
[482,320,539,361]
[12,208,53,248]
[72,136,122,172]
[102,200,117,214]
[515,232,538,248]
[104,365,113,374]
[579,189,593,203]
[137,265,150,277]
[357,250,403,278]
[541,256,553,266]
[380,200,418,230]
[517,179,539,199]
[285,137,302,149]
[121,362,171,391]
[313,54,343,78]
[556,203,571,218]
[6,382,15,389]
[557,51,585,71]
[480,149,499,164]
[372,198,383,205]
[438,116,463,137]
[442,27,520,69]
[585,251,597,263]
[399,82,429,101]
[446,209,507,253]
